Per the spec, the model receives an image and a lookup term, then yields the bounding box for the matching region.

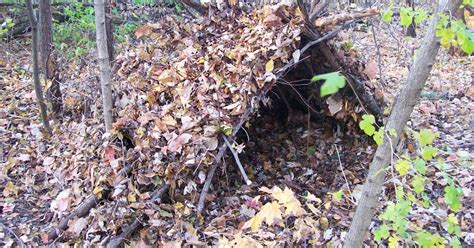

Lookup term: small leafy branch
[359,115,465,247]
[381,2,473,54]
[0,18,15,38]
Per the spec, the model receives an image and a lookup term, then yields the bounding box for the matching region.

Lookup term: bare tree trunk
[25,0,52,136]
[343,0,462,247]
[105,0,114,63]
[94,0,113,132]
[39,0,63,116]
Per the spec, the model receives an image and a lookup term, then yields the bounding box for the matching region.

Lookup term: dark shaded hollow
[213,46,371,200]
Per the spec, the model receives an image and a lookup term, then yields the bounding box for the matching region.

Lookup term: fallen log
[47,193,103,241]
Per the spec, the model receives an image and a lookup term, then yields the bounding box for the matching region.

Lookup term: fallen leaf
[363,60,378,80]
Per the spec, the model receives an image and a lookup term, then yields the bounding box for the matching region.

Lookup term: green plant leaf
[374,224,390,240]
[306,146,316,156]
[373,128,384,145]
[418,129,436,146]
[382,8,394,22]
[444,185,462,212]
[412,175,425,194]
[446,213,461,236]
[450,237,461,248]
[421,146,438,160]
[413,9,428,24]
[312,72,346,97]
[333,190,343,202]
[395,159,410,176]
[400,7,414,27]
[359,114,376,136]
[413,158,427,175]
[416,230,445,248]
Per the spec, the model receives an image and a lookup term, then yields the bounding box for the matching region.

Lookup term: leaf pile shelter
[49,2,384,244]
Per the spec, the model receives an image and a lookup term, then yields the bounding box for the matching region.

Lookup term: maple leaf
[284,200,306,217]
[259,201,283,227]
[260,186,297,204]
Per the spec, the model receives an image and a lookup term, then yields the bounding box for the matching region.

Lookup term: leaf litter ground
[0,4,473,247]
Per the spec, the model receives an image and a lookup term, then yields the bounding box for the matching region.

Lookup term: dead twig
[222,135,252,185]
[334,144,355,204]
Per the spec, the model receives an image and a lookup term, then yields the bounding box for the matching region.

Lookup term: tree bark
[39,0,63,116]
[343,1,462,247]
[25,0,52,136]
[94,0,114,132]
[105,0,114,63]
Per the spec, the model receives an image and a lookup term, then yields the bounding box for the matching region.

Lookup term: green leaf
[306,146,316,156]
[460,34,474,54]
[381,203,397,221]
[373,128,384,145]
[436,13,449,29]
[446,213,461,236]
[220,125,233,136]
[333,190,343,202]
[418,129,436,146]
[312,72,346,97]
[437,27,456,48]
[444,185,462,212]
[421,146,438,160]
[413,9,428,25]
[400,7,414,27]
[413,158,427,175]
[374,224,390,240]
[395,159,410,176]
[412,175,425,194]
[463,0,474,7]
[450,237,461,248]
[395,199,412,218]
[421,193,430,208]
[359,114,376,136]
[382,8,394,22]
[416,231,445,248]
[395,186,405,199]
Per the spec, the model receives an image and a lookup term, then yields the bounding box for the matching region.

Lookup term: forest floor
[0,11,473,247]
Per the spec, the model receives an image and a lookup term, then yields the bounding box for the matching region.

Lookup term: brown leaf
[263,14,283,28]
[168,133,192,153]
[135,24,153,39]
[363,60,378,80]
